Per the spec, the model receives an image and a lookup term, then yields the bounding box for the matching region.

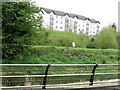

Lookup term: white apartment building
[40,7,100,36]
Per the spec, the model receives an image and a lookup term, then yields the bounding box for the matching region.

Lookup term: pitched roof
[53,10,65,16]
[96,21,100,24]
[41,7,52,14]
[67,13,76,18]
[77,15,86,20]
[41,7,100,23]
[89,19,97,23]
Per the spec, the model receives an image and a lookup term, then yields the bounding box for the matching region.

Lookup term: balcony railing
[0,64,118,89]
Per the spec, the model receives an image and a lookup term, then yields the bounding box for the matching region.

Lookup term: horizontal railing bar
[98,64,118,66]
[96,68,118,70]
[94,80,118,83]
[2,79,43,83]
[0,64,118,66]
[47,74,92,77]
[46,82,90,86]
[95,73,118,75]
[0,64,48,66]
[0,73,118,78]
[0,75,45,78]
[0,85,44,89]
[51,64,95,66]
[0,73,92,78]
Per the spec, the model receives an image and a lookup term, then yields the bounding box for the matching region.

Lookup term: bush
[95,26,118,49]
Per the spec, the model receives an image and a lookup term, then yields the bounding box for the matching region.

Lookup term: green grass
[2,46,118,86]
[34,30,89,48]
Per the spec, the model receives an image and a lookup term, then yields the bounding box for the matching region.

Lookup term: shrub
[95,26,118,49]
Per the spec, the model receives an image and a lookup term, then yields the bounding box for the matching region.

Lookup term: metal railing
[0,64,118,89]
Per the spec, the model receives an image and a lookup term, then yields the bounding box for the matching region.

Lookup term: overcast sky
[32,0,119,28]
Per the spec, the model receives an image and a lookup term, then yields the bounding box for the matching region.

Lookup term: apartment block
[40,7,100,35]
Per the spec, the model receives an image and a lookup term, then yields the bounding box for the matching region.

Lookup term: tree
[2,2,43,59]
[95,26,118,49]
[112,23,117,31]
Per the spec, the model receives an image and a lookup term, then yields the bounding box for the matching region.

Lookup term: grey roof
[96,21,100,24]
[89,19,97,23]
[41,7,100,23]
[77,15,86,20]
[53,10,65,16]
[67,13,76,18]
[41,7,52,14]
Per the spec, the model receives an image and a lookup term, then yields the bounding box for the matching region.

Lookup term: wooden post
[25,71,31,86]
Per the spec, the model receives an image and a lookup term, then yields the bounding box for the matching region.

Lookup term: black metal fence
[0,64,118,89]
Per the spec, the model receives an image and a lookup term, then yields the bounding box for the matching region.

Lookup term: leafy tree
[95,26,118,49]
[2,2,43,59]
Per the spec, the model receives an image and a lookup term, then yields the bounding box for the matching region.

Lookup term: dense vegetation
[2,2,43,59]
[95,26,118,49]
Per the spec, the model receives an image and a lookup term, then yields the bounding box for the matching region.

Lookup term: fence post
[25,70,31,86]
[89,64,98,85]
[42,64,51,89]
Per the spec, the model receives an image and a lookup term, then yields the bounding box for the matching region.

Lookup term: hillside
[3,46,118,64]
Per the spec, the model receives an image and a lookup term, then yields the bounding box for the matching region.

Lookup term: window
[97,25,99,28]
[74,22,77,33]
[86,27,89,30]
[50,26,53,30]
[65,17,69,31]
[86,31,89,34]
[61,16,63,19]
[56,26,57,29]
[50,21,54,25]
[74,22,77,27]
[50,15,54,20]
[61,22,62,24]
[86,27,89,34]
[97,29,99,32]
[65,17,69,22]
[86,22,89,26]
[60,27,62,29]
[56,16,58,18]
[56,21,58,23]
[74,30,77,33]
[49,14,54,29]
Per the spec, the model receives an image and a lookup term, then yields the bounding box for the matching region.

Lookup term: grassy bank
[2,46,118,86]
[3,46,118,64]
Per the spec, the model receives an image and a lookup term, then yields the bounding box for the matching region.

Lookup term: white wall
[40,9,100,35]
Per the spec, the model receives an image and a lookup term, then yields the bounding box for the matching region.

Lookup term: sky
[32,0,119,29]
